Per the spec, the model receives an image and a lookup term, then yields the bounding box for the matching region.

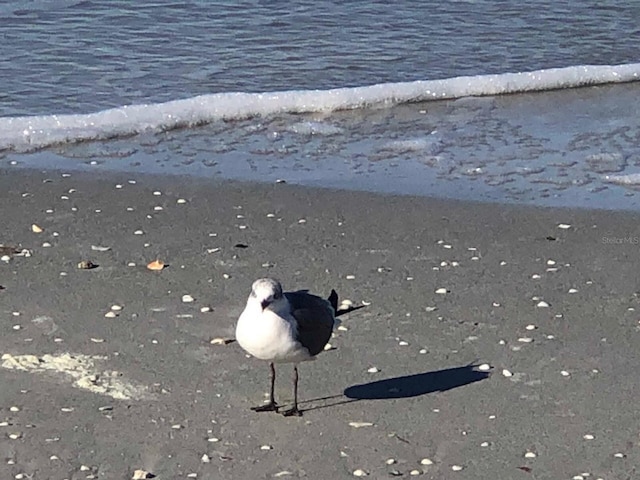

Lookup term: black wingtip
[328,289,339,312]
[328,288,366,317]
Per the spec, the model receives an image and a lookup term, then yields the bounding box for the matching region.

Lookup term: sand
[1,167,640,479]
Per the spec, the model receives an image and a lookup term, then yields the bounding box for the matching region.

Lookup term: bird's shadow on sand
[300,364,490,412]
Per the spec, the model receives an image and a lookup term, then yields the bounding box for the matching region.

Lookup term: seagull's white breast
[236,300,312,363]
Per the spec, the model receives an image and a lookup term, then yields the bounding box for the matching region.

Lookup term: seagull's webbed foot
[281,406,303,417]
[251,402,279,413]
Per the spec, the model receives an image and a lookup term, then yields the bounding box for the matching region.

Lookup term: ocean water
[1,0,640,210]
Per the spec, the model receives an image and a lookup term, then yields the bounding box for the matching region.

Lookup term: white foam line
[1,352,154,400]
[1,63,639,151]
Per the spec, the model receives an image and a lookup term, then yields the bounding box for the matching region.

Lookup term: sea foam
[1,63,639,152]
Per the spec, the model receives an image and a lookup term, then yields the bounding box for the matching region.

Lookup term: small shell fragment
[132,469,153,480]
[524,452,537,458]
[502,369,513,377]
[349,422,374,428]
[386,459,396,465]
[260,445,272,450]
[478,364,491,371]
[147,260,165,271]
[367,367,379,373]
[91,245,111,252]
[182,294,195,303]
[200,306,213,313]
[210,337,234,345]
[557,224,571,229]
[420,458,433,465]
[104,311,117,318]
[435,288,448,294]
[31,224,43,233]
[536,301,550,308]
[451,465,463,471]
[583,434,594,440]
[77,260,98,270]
[353,469,368,477]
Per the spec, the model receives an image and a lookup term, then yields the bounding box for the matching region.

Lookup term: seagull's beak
[260,299,270,310]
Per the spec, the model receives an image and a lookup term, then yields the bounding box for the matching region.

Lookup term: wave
[1,62,639,152]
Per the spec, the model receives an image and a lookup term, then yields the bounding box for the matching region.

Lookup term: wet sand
[1,167,640,479]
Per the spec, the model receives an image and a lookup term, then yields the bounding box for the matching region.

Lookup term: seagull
[236,277,345,417]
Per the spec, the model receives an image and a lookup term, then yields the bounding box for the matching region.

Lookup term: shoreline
[2,167,640,479]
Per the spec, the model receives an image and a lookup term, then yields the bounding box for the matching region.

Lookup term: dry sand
[1,167,640,479]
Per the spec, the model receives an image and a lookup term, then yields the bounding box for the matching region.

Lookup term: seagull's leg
[251,362,279,412]
[282,365,303,417]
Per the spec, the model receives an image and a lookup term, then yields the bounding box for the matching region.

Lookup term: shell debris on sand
[147,259,166,271]
[77,260,98,270]
[210,337,235,345]
[132,469,154,479]
[1,353,153,400]
[349,421,374,428]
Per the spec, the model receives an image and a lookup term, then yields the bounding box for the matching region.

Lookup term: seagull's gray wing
[285,291,335,356]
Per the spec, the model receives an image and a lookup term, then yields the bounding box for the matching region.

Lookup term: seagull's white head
[250,278,286,311]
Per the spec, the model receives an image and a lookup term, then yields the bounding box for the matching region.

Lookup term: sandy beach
[1,167,640,479]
